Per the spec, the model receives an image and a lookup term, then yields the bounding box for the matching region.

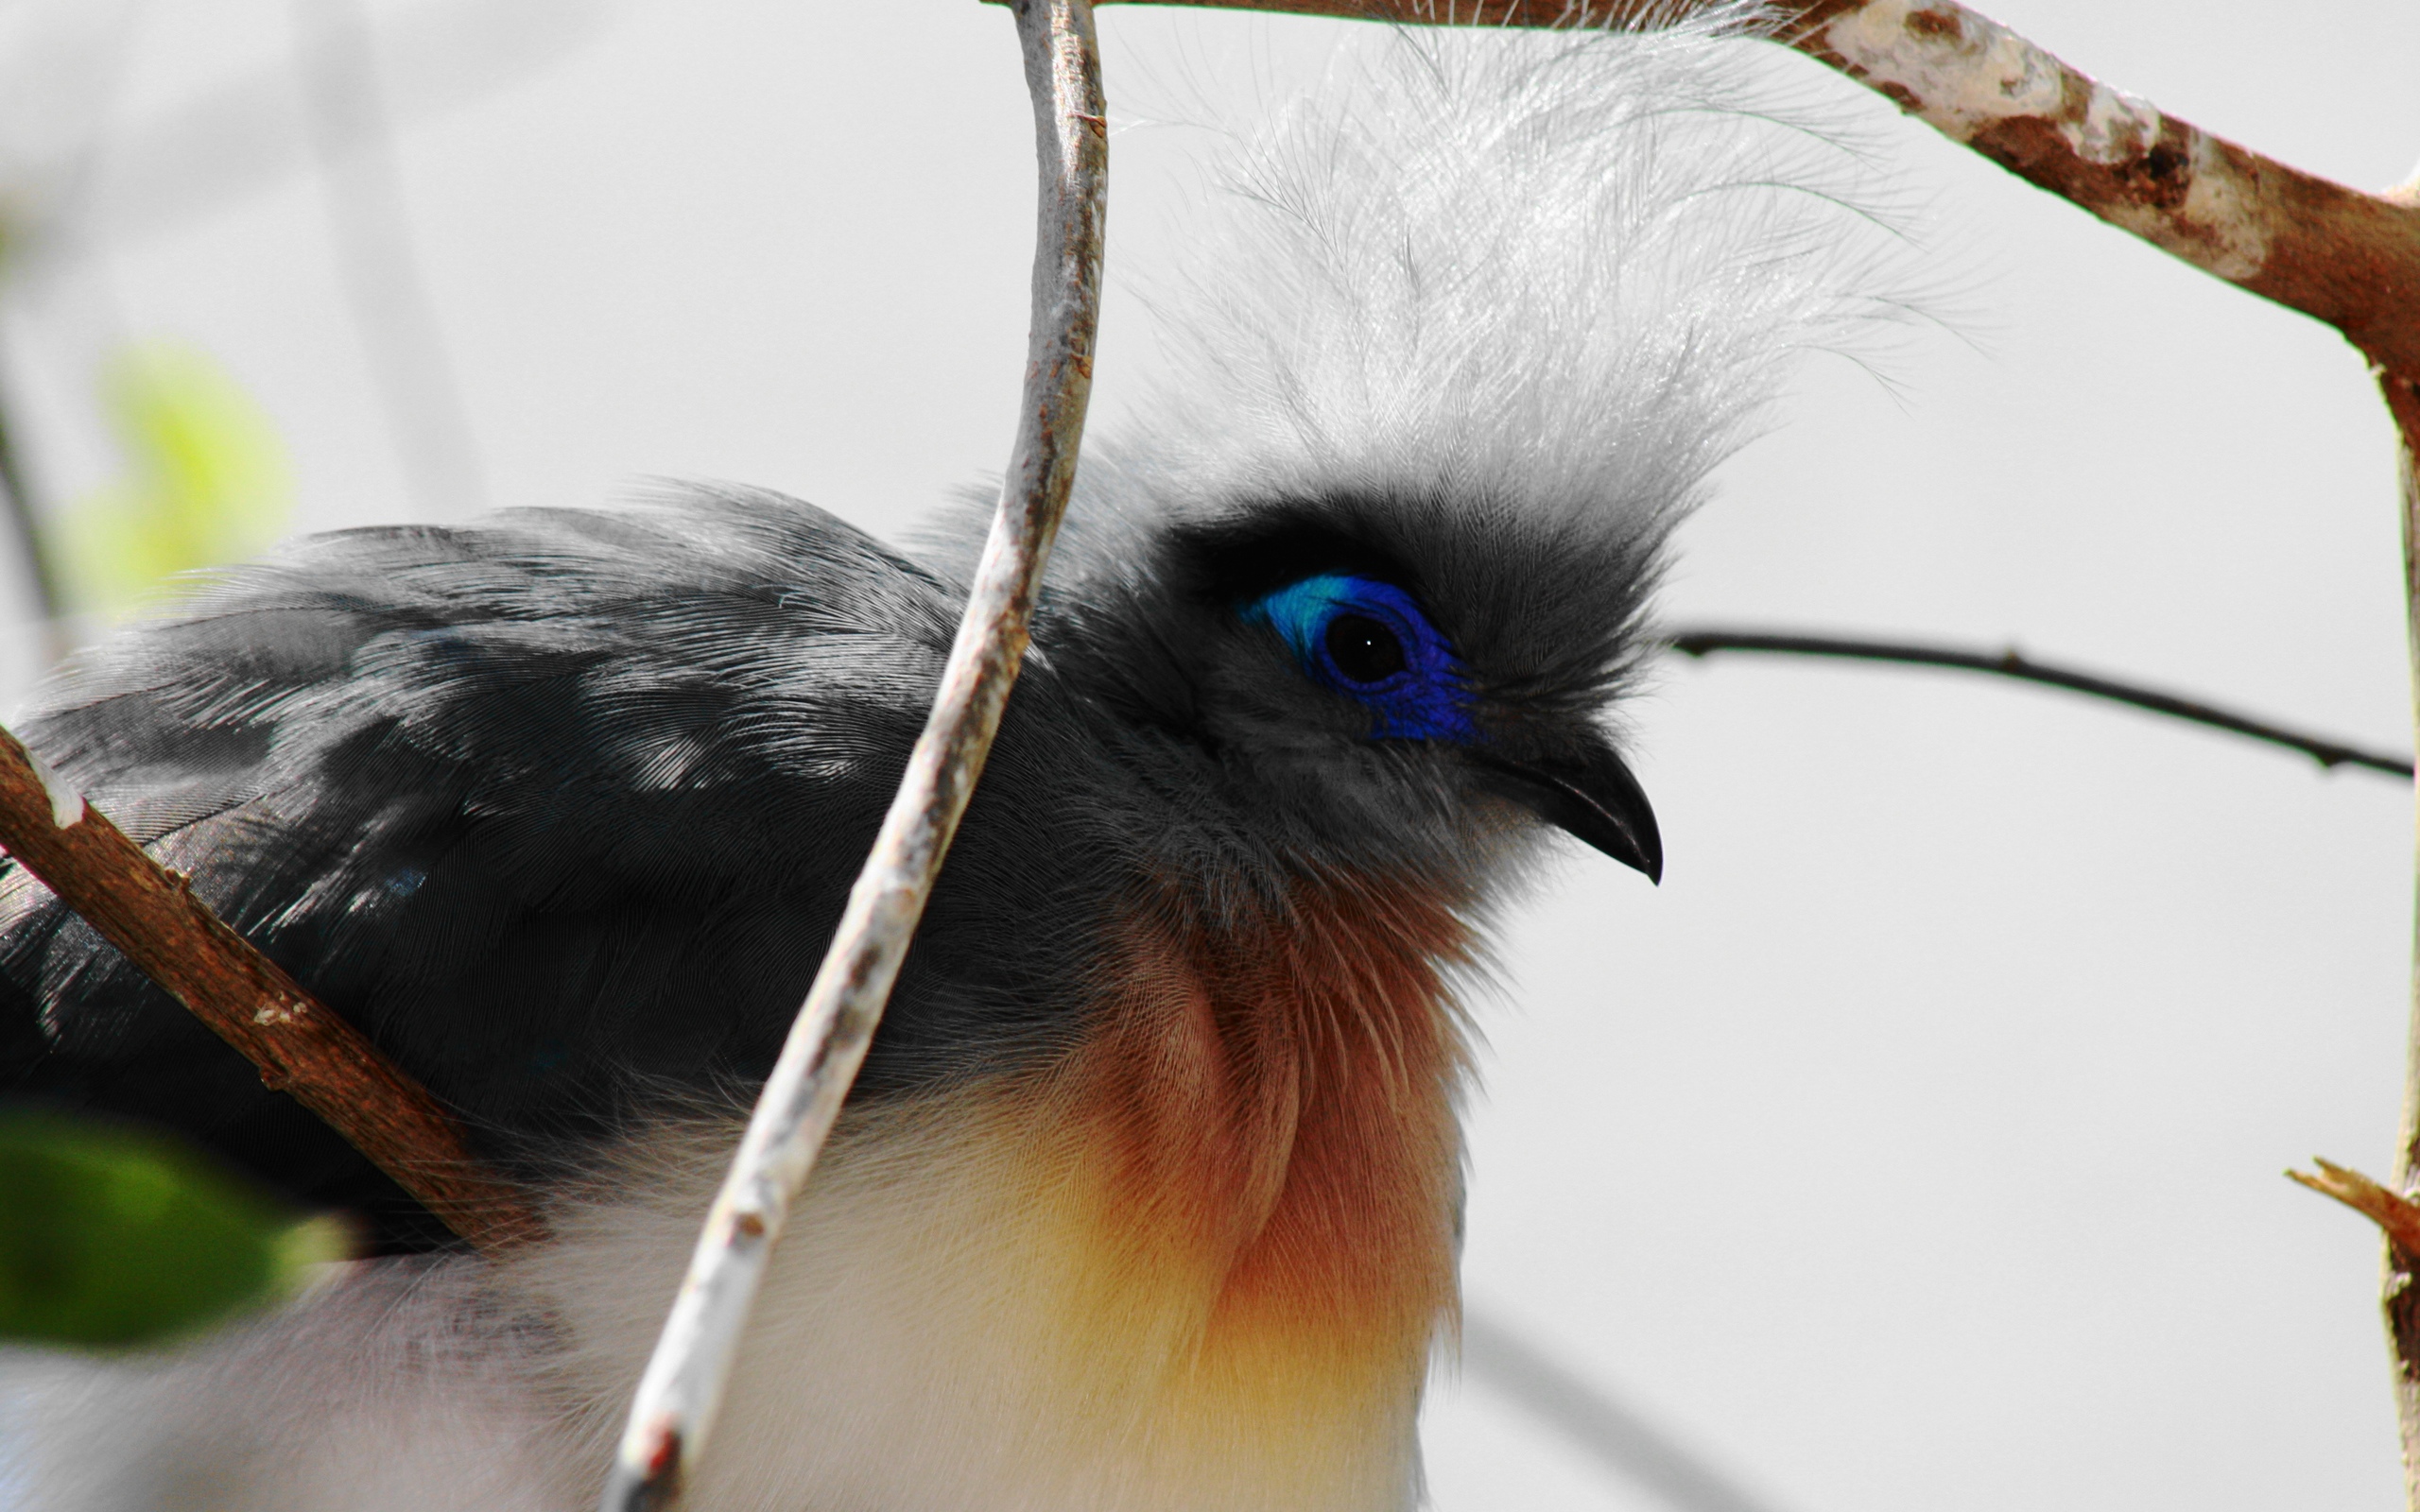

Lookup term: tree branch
[0,721,541,1252]
[2290,1160,2420,1271]
[1778,1,2420,380]
[597,2,1108,1507]
[2380,368,2420,1509]
[1666,629,2414,780]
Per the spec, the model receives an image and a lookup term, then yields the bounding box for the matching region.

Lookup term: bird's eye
[1323,612,1406,685]
[1239,571,1478,742]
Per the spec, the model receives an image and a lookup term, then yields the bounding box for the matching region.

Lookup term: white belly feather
[1,1096,1437,1512]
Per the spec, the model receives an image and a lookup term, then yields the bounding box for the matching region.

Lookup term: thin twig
[2289,1160,2420,1260]
[1665,629,2414,780]
[2380,367,2420,1509]
[0,719,541,1252]
[596,2,1107,1507]
[1462,1308,1798,1512]
[1091,0,2420,378]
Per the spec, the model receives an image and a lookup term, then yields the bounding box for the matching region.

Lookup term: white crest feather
[1066,9,1922,550]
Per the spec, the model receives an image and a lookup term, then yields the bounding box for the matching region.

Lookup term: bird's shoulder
[33,485,961,816]
[0,486,1107,1244]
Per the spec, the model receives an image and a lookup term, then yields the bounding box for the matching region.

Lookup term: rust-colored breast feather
[526,871,1480,1511]
[1016,870,1477,1487]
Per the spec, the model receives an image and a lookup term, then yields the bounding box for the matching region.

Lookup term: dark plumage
[0,462,1660,1249]
[0,20,1911,1511]
[1,492,1116,1246]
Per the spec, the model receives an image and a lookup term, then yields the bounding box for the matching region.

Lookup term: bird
[0,14,1901,1511]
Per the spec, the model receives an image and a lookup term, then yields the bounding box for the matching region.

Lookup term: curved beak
[1468,743,1663,884]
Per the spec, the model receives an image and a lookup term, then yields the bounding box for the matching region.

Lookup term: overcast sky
[2,2,2417,1508]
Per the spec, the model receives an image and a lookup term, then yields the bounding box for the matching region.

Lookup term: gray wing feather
[0,485,1090,1248]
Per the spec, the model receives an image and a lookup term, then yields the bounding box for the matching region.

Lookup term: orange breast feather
[1016,870,1477,1486]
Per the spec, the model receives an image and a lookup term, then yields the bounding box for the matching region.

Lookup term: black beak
[1468,744,1663,884]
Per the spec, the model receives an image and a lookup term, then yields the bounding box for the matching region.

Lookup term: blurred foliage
[57,338,292,613]
[0,1107,347,1349]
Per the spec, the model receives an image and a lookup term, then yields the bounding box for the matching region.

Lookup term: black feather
[0,486,1116,1250]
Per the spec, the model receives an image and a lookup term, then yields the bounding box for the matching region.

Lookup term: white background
[0,2,2414,1508]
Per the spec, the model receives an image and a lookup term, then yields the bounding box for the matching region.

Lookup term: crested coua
[0,17,1903,1511]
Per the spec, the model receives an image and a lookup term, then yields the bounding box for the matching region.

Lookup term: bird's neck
[1072,868,1473,1371]
[994,868,1475,1500]
[525,868,1474,1511]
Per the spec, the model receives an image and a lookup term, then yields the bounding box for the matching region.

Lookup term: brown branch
[0,720,542,1253]
[1666,629,2415,780]
[1092,0,2420,379]
[2290,1160,2420,1263]
[1780,2,2420,380]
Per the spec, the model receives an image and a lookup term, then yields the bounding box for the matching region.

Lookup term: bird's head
[977,21,1910,894]
[1033,483,1670,890]
[1220,535,1660,882]
[882,15,1925,1432]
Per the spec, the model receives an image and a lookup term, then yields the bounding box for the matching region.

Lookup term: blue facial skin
[1241,574,1479,743]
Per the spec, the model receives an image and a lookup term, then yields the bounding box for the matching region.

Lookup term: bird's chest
[528,879,1470,1511]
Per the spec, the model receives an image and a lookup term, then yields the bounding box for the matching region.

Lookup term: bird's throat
[525,871,1474,1511]
[1016,870,1475,1501]
[1075,870,1472,1364]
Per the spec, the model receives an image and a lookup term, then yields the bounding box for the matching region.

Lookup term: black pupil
[1324,612,1407,684]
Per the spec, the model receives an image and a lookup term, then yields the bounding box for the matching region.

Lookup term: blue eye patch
[1240,573,1478,743]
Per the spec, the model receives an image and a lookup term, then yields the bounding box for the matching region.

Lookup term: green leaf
[57,339,295,614]
[0,1108,348,1349]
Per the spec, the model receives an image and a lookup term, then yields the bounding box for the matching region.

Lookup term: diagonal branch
[596,2,1108,1507]
[0,722,541,1252]
[1775,1,2420,379]
[1666,628,2415,780]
